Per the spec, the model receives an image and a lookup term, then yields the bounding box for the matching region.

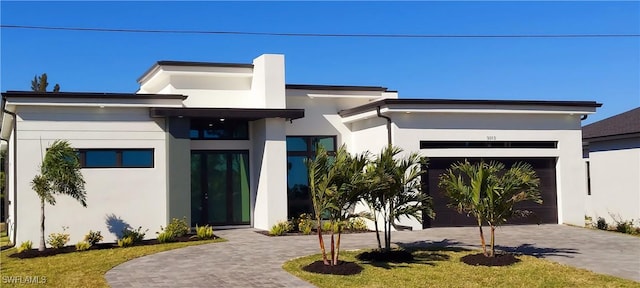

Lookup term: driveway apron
[105,225,640,287]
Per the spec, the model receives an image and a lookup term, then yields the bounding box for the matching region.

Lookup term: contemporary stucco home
[583,107,640,224]
[1,54,601,244]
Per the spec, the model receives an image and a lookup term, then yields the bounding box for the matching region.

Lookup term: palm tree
[438,160,541,257]
[306,145,336,265]
[367,145,433,251]
[327,146,370,265]
[31,140,86,251]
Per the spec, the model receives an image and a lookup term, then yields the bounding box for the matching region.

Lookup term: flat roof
[339,98,603,117]
[138,60,254,83]
[286,84,389,92]
[2,91,188,100]
[150,107,305,120]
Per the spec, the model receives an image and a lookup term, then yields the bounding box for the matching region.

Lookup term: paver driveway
[105,225,640,287]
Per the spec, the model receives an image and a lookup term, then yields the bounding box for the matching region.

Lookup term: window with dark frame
[586,160,592,196]
[78,149,154,168]
[419,141,558,149]
[286,136,337,218]
[190,119,249,140]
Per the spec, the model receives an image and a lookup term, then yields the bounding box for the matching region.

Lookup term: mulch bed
[9,234,219,259]
[460,253,520,266]
[255,229,371,237]
[302,260,364,275]
[356,249,414,263]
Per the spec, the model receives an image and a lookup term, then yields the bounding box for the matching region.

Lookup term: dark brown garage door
[423,157,558,228]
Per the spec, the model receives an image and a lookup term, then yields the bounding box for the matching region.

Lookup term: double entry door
[191,150,250,226]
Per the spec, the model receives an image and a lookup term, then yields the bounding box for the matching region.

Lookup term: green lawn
[283,249,640,288]
[0,230,10,247]
[0,238,225,287]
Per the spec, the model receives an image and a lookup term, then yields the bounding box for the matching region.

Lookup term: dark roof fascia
[339,98,603,117]
[138,61,254,83]
[286,84,389,92]
[2,91,187,100]
[150,107,305,120]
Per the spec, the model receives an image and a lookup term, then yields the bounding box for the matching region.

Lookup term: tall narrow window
[586,161,592,196]
[286,136,336,218]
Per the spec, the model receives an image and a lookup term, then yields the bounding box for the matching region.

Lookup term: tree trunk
[317,221,329,265]
[490,225,496,257]
[330,230,335,266]
[372,210,382,250]
[39,199,45,251]
[386,219,392,251]
[334,231,342,266]
[478,220,487,256]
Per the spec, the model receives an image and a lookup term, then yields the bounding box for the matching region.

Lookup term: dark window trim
[420,141,558,149]
[78,148,155,168]
[586,160,592,196]
[286,135,338,157]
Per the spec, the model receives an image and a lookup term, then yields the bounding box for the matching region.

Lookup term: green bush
[347,218,368,231]
[616,221,635,234]
[117,236,134,247]
[75,241,91,251]
[156,231,176,243]
[269,220,292,236]
[596,217,608,230]
[195,225,215,240]
[17,240,32,253]
[83,230,103,245]
[161,217,190,238]
[122,226,147,243]
[47,227,70,249]
[298,213,314,235]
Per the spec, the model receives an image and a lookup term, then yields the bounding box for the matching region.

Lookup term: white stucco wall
[585,147,640,224]
[12,106,168,244]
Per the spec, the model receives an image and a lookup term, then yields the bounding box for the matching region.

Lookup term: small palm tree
[439,160,541,257]
[306,145,336,265]
[367,145,433,251]
[31,140,86,251]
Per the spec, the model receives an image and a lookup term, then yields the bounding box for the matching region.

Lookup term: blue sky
[1,1,638,124]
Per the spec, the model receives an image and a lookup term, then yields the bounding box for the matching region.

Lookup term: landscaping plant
[117,236,134,247]
[269,220,293,236]
[83,230,103,245]
[75,241,91,251]
[195,225,215,240]
[439,160,541,257]
[31,140,87,251]
[122,226,147,243]
[596,217,608,230]
[365,145,432,252]
[47,227,71,249]
[17,240,33,253]
[298,213,314,235]
[156,231,175,243]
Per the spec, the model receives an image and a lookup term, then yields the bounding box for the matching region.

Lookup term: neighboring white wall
[251,118,288,230]
[586,146,640,224]
[13,106,167,244]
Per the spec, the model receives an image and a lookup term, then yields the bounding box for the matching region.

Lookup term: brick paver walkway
[105,225,640,287]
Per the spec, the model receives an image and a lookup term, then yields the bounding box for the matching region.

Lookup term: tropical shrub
[17,240,33,253]
[195,225,215,240]
[47,227,70,249]
[161,217,190,238]
[83,230,103,245]
[269,220,292,236]
[347,218,368,231]
[596,217,608,230]
[298,213,314,235]
[156,231,176,243]
[75,241,91,251]
[439,160,541,257]
[117,236,134,247]
[122,226,147,243]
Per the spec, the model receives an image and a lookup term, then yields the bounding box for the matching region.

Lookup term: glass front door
[191,150,250,226]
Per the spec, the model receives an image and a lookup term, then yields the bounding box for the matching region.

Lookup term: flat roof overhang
[150,107,305,120]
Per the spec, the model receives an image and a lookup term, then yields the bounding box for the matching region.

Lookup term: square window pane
[317,137,335,151]
[85,151,117,167]
[189,129,199,139]
[286,137,307,152]
[122,150,153,167]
